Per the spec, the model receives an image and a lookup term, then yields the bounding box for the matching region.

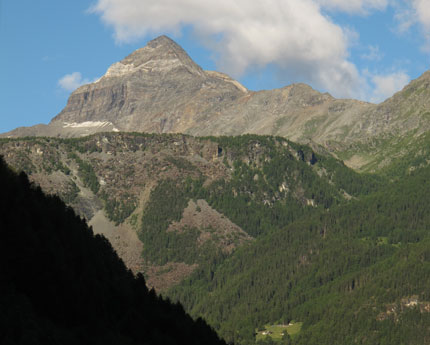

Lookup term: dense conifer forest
[167,145,430,345]
[0,156,226,345]
[2,133,430,345]
[138,135,384,267]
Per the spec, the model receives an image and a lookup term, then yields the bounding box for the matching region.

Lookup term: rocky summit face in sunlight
[4,35,430,171]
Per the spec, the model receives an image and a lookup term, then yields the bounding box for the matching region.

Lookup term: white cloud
[90,0,387,99]
[91,0,421,102]
[412,0,430,31]
[412,0,430,50]
[395,0,430,49]
[58,72,90,92]
[369,71,410,103]
[316,0,389,14]
[361,45,383,61]
[394,7,414,33]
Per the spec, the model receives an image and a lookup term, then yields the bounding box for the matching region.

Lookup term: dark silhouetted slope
[0,156,226,345]
[0,133,383,291]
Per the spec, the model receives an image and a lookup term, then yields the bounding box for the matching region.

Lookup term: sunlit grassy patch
[256,322,303,342]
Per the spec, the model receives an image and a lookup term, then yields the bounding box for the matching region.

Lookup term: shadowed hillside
[0,133,383,291]
[0,156,226,345]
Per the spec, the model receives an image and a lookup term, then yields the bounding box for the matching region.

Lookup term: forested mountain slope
[3,132,429,345]
[0,133,381,291]
[2,32,430,345]
[168,157,430,345]
[0,156,226,345]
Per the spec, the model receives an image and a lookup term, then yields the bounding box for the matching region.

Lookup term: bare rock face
[3,35,368,142]
[3,35,430,170]
[46,33,371,144]
[0,133,234,290]
[51,35,247,134]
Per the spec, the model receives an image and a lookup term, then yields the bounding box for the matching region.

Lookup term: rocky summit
[3,35,430,171]
[3,36,247,138]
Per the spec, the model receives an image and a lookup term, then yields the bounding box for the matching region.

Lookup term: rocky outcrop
[2,35,368,143]
[3,36,430,171]
[50,35,247,134]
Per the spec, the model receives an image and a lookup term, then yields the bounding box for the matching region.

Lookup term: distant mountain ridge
[4,35,430,170]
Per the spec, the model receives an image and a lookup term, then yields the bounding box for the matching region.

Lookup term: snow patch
[105,62,137,77]
[63,121,114,128]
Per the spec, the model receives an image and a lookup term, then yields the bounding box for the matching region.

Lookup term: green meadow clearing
[256,322,303,342]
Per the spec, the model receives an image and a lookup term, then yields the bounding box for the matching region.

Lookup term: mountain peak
[103,35,204,78]
[147,35,181,49]
[124,35,187,63]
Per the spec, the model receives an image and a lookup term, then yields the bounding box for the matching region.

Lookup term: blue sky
[1,0,429,133]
